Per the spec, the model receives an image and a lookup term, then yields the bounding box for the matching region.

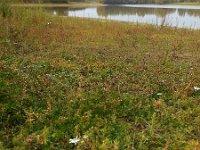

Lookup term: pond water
[46,5,200,29]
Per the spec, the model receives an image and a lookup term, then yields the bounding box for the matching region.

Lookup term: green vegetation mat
[0,7,200,149]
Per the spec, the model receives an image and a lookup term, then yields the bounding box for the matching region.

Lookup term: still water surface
[46,5,200,29]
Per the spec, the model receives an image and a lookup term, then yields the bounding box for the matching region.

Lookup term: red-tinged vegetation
[0,7,200,149]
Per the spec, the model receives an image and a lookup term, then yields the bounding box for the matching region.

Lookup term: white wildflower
[53,11,57,15]
[69,136,80,144]
[194,86,200,91]
[157,93,162,96]
[83,135,88,139]
[161,80,166,83]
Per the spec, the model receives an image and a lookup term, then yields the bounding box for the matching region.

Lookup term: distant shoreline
[11,2,106,8]
[169,2,200,6]
[11,2,200,8]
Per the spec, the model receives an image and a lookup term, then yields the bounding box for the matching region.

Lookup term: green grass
[0,7,200,149]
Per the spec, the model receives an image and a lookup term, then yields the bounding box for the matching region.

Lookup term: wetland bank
[0,1,200,149]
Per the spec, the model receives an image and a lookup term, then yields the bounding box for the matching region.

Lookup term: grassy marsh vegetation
[0,5,200,149]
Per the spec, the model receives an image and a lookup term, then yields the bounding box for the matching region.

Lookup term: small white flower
[83,135,88,139]
[53,11,57,15]
[157,93,162,96]
[69,136,80,144]
[194,86,200,91]
[161,80,166,83]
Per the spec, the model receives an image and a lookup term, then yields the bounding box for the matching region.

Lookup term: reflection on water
[46,5,200,29]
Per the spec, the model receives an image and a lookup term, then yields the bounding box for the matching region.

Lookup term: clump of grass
[0,7,200,149]
[0,0,12,18]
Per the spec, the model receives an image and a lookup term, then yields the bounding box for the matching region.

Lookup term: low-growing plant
[0,7,200,149]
